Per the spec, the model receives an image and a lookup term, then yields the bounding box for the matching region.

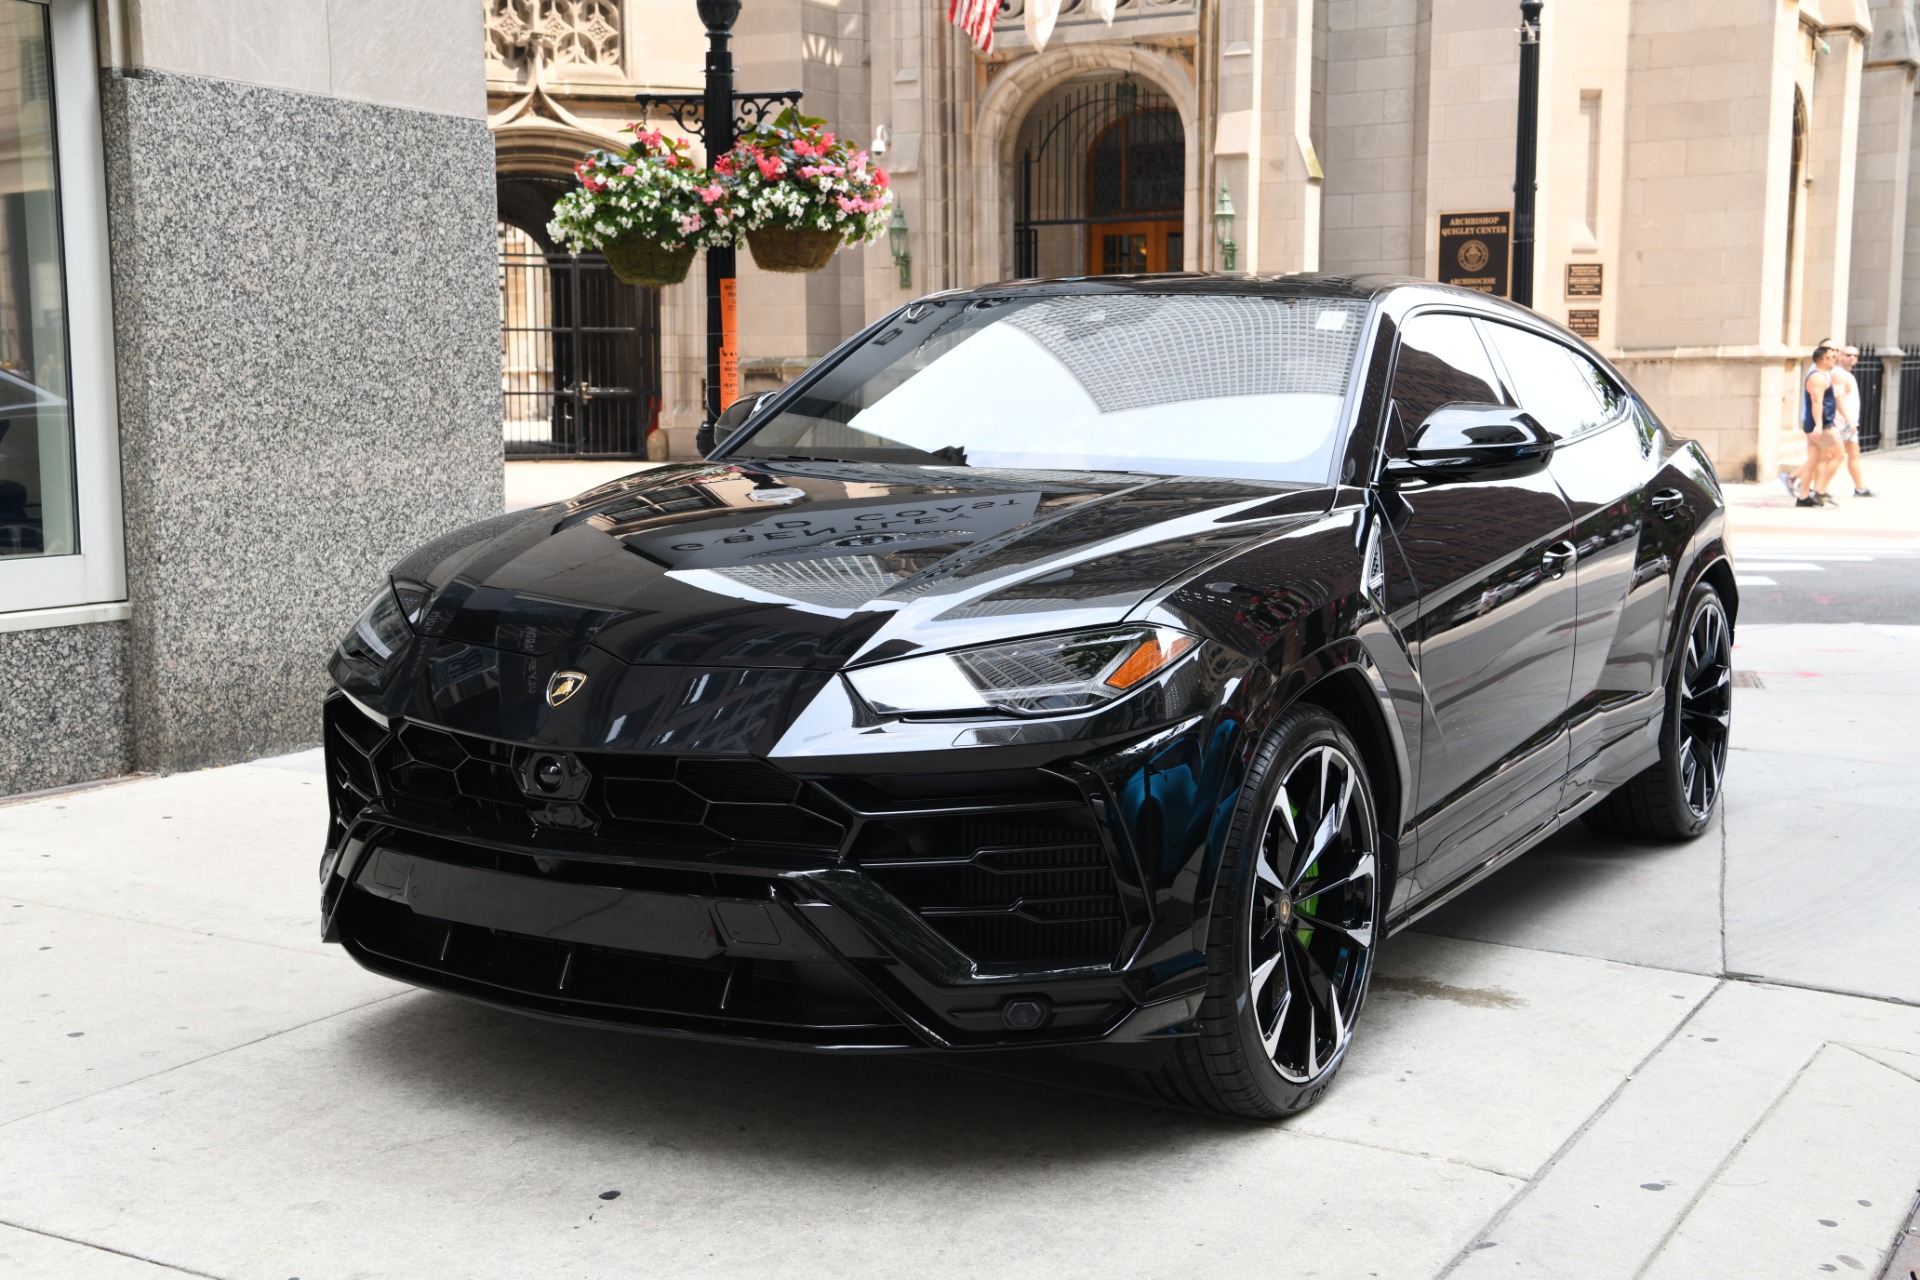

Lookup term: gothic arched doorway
[496,174,662,458]
[1013,76,1186,278]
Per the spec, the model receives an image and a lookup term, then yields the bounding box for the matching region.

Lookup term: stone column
[100,0,501,773]
[1215,0,1320,273]
[1800,25,1866,350]
[1853,3,1916,446]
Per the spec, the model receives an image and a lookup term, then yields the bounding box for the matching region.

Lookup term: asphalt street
[3,463,1918,1280]
[1733,534,1920,624]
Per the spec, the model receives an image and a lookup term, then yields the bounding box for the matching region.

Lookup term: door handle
[1542,540,1577,579]
[1651,488,1685,520]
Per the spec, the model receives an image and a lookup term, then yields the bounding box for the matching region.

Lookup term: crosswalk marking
[1734,575,1777,587]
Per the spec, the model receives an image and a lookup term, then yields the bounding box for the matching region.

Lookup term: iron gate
[1013,77,1185,279]
[499,247,662,458]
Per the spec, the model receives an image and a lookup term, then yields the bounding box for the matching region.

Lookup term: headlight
[845,625,1199,718]
[338,580,427,665]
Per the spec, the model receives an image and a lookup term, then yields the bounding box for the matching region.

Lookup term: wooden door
[1087,220,1184,275]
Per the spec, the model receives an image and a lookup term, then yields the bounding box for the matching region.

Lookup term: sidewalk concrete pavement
[2,450,1917,1278]
[3,620,1917,1279]
[1726,444,1920,540]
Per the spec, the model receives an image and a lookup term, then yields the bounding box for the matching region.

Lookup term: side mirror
[698,392,775,457]
[1384,405,1554,483]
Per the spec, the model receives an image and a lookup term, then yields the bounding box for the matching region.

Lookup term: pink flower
[620,165,636,177]
[714,155,737,177]
[798,165,820,179]
[874,168,890,189]
[756,154,785,180]
[679,213,702,234]
[697,184,724,204]
[820,132,835,149]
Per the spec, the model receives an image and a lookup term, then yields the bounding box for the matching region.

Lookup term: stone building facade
[0,0,500,795]
[493,0,1920,479]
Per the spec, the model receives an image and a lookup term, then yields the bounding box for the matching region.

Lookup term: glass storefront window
[0,1,72,559]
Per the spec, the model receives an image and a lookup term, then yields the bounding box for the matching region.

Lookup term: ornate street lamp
[1213,184,1237,272]
[634,1,801,453]
[887,204,912,290]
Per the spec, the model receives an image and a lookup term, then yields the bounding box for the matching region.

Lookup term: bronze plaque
[1438,211,1511,297]
[1565,263,1603,299]
[1567,309,1601,339]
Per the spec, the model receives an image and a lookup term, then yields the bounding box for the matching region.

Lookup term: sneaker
[1795,496,1822,508]
[1779,472,1798,498]
[1817,492,1839,506]
[1854,487,1875,497]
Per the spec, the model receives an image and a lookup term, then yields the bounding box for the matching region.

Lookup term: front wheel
[1584,581,1733,841]
[1137,706,1383,1120]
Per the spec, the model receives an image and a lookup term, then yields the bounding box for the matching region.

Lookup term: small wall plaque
[1565,263,1603,299]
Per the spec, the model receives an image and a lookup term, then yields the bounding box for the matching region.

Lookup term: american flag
[948,0,996,52]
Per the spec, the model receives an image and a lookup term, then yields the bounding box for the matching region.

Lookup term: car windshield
[725,291,1370,482]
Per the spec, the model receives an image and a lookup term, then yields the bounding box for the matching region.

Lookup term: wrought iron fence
[1899,346,1920,449]
[1847,342,1883,451]
[499,247,661,458]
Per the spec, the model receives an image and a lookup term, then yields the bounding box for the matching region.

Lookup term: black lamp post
[635,3,800,454]
[1511,0,1542,307]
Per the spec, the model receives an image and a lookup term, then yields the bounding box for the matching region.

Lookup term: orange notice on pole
[719,277,739,408]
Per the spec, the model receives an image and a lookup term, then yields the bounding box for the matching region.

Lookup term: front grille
[324,698,845,855]
[835,773,1128,970]
[339,887,904,1044]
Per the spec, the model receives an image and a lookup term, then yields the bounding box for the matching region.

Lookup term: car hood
[396,461,1333,670]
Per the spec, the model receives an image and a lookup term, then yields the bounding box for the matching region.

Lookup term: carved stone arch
[967,44,1201,284]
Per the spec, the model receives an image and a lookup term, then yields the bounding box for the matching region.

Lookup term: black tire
[1583,581,1733,842]
[1134,704,1384,1120]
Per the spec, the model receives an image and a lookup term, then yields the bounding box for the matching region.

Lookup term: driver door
[1380,313,1578,895]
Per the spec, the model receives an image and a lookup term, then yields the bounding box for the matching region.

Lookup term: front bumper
[319,693,1227,1052]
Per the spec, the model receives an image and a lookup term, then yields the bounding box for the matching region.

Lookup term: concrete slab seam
[0,991,411,1135]
[1844,1043,1920,1087]
[1723,972,1920,1010]
[1625,1040,1826,1280]
[1431,979,1725,1279]
[0,893,348,961]
[0,1219,230,1279]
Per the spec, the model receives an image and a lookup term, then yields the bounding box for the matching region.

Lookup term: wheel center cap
[1276,893,1294,926]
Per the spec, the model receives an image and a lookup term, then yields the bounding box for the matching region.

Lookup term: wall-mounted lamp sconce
[888,203,912,289]
[1213,184,1237,272]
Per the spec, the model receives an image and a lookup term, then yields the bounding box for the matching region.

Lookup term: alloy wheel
[1246,744,1378,1084]
[1677,599,1733,820]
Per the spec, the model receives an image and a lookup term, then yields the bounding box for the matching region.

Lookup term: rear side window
[1387,313,1508,453]
[1479,321,1620,440]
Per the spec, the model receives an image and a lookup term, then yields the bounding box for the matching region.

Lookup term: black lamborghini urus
[321,275,1734,1119]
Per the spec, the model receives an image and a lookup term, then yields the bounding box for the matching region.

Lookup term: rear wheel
[1136,706,1382,1120]
[1584,582,1732,841]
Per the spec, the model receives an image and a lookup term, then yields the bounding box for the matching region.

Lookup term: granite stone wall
[0,621,132,795]
[101,69,502,774]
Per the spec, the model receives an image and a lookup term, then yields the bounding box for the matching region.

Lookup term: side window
[1479,321,1616,440]
[1386,314,1507,455]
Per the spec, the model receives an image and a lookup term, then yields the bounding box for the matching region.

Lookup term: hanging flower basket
[745,227,844,273]
[718,108,891,273]
[604,235,697,287]
[548,125,734,280]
